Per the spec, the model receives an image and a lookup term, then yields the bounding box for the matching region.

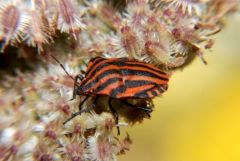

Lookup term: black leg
[79,95,90,111]
[120,100,152,113]
[108,98,120,135]
[63,96,98,125]
[70,74,83,101]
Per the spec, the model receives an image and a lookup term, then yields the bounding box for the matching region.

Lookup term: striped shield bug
[51,56,169,134]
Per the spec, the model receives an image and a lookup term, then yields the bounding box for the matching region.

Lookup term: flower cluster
[0,0,239,160]
[0,0,85,52]
[0,60,132,160]
[78,0,239,69]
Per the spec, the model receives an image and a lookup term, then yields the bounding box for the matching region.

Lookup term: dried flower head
[87,132,118,161]
[0,0,29,52]
[32,142,60,161]
[56,0,86,39]
[23,0,52,53]
[158,0,208,15]
[117,25,143,58]
[58,137,85,161]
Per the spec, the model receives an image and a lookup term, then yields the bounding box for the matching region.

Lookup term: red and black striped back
[78,57,169,98]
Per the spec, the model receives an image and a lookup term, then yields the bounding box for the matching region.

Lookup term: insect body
[73,57,169,99]
[56,56,169,134]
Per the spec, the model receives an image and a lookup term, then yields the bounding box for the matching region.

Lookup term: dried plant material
[87,132,118,161]
[24,2,52,53]
[56,0,86,39]
[114,25,143,58]
[59,137,85,161]
[156,0,209,15]
[0,1,29,52]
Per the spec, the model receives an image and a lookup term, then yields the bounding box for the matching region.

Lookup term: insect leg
[108,98,120,135]
[120,100,152,113]
[63,96,98,125]
[78,95,90,111]
[70,74,83,101]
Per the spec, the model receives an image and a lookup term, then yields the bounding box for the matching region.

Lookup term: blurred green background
[120,19,240,161]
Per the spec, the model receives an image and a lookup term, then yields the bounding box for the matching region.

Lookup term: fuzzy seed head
[0,2,29,51]
[119,25,142,58]
[65,142,84,161]
[1,5,19,35]
[33,143,55,161]
[56,0,86,39]
[24,8,51,53]
[58,0,75,24]
[159,0,207,15]
[87,133,116,161]
[34,0,49,10]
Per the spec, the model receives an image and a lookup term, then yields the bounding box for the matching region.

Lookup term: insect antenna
[50,54,75,80]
